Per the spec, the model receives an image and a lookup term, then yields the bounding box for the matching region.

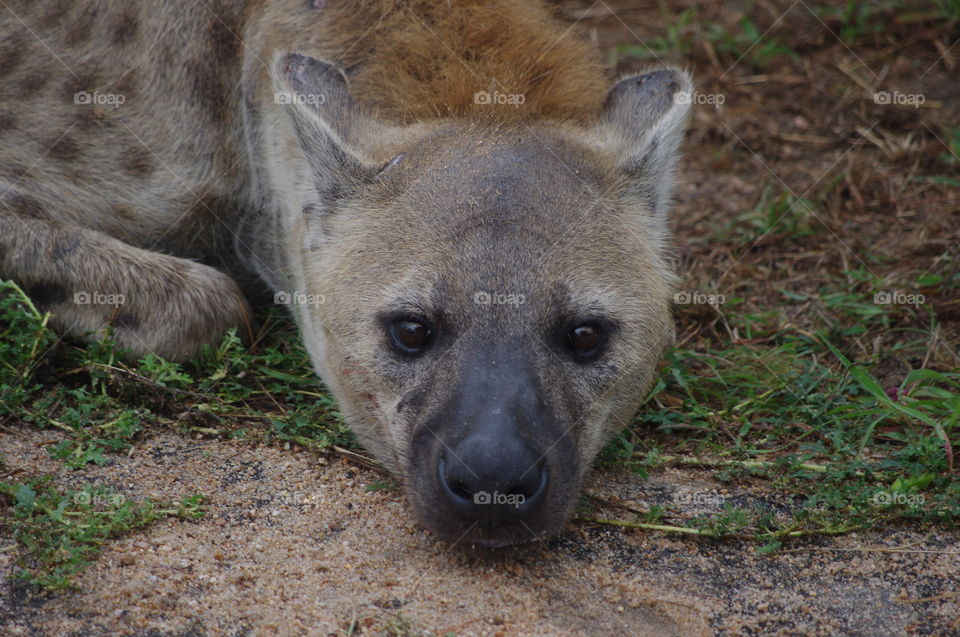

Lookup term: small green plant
[703,17,798,69]
[740,186,819,243]
[613,7,698,62]
[940,127,960,165]
[0,478,204,592]
[602,285,959,552]
[0,280,56,415]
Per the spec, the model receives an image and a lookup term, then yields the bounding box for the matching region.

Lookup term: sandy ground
[2,427,957,636]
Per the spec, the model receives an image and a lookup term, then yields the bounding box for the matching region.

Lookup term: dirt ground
[3,0,960,635]
[1,429,958,636]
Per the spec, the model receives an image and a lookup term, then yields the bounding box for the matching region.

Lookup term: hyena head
[276,54,690,547]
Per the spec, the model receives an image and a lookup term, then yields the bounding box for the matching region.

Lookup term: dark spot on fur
[0,38,26,76]
[5,193,46,218]
[112,312,140,330]
[17,72,50,98]
[119,145,154,177]
[38,3,71,30]
[111,10,139,46]
[216,147,244,183]
[65,6,100,47]
[315,175,354,205]
[0,161,28,181]
[190,17,242,123]
[24,282,68,308]
[0,112,16,133]
[46,135,82,163]
[51,237,81,262]
[63,70,102,102]
[189,194,223,217]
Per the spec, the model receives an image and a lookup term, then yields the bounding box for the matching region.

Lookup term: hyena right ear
[277,53,385,205]
[601,69,693,225]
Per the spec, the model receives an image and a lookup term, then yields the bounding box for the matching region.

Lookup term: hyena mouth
[407,350,580,548]
[427,448,561,547]
[436,456,550,524]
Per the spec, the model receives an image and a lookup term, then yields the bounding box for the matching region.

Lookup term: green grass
[611,7,698,62]
[940,126,960,165]
[0,477,203,592]
[0,280,353,468]
[721,186,820,244]
[594,281,958,550]
[613,5,798,70]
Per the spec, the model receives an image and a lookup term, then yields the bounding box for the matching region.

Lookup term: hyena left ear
[601,69,693,223]
[277,53,386,205]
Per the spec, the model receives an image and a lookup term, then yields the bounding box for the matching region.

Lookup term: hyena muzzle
[0,0,691,548]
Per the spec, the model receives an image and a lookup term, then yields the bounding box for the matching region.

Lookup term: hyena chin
[1,0,691,548]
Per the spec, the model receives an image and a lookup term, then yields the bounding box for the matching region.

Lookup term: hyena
[0,0,692,547]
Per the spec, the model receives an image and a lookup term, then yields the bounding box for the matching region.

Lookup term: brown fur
[301,0,609,123]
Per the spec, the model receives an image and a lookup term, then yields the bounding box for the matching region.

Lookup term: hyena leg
[0,212,252,362]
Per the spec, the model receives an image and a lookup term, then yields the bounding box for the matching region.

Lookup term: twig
[646,453,850,474]
[579,518,710,536]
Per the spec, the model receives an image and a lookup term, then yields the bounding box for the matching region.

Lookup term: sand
[2,427,957,636]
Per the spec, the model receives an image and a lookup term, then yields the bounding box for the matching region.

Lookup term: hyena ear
[277,53,383,204]
[601,69,693,223]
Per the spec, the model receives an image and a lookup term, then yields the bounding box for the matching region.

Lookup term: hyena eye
[568,324,602,353]
[391,319,432,353]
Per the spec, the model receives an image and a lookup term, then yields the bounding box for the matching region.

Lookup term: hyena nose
[438,433,548,521]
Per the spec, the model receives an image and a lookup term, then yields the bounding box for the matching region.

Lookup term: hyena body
[1,0,691,546]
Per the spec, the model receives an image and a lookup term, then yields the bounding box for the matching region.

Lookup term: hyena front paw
[103,261,254,362]
[35,257,251,362]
